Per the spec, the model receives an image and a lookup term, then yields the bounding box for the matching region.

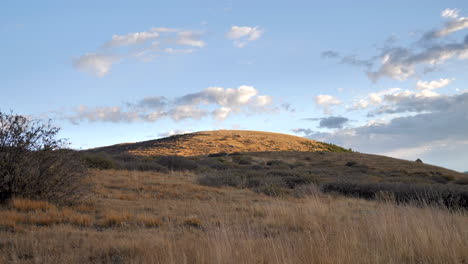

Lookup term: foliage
[0,111,87,204]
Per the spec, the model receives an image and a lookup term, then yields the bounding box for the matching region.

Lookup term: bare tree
[0,111,88,204]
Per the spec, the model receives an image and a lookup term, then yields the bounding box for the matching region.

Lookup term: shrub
[321,181,468,209]
[156,155,198,171]
[82,154,115,170]
[0,112,87,204]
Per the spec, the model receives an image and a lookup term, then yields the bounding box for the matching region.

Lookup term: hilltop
[88,130,349,156]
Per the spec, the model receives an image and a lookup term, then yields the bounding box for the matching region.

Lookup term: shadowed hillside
[87,130,350,156]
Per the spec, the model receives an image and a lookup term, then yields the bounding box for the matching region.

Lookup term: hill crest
[88,130,347,156]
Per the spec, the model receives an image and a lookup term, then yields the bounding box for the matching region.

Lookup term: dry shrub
[135,214,163,228]
[9,198,55,212]
[101,211,131,227]
[183,217,203,229]
[0,111,88,204]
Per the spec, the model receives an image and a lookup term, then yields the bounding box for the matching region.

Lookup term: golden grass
[90,130,330,156]
[0,169,467,263]
[10,198,55,212]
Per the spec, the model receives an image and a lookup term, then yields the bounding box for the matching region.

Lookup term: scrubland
[1,169,468,264]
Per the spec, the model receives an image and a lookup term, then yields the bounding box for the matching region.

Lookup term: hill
[87,130,350,156]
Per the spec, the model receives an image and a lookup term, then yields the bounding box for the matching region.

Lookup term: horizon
[2,0,468,172]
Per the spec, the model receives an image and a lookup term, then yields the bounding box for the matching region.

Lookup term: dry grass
[88,130,333,156]
[0,169,467,263]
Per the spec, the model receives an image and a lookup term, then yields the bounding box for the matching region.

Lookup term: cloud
[175,31,206,47]
[429,9,468,38]
[304,116,350,129]
[295,91,468,170]
[349,88,401,110]
[157,129,192,138]
[314,95,341,114]
[367,40,468,82]
[73,27,205,76]
[442,8,460,19]
[226,26,263,48]
[170,105,207,121]
[105,31,159,47]
[318,116,349,129]
[132,96,168,109]
[323,9,468,82]
[321,50,339,58]
[73,53,118,77]
[62,85,276,124]
[416,78,453,90]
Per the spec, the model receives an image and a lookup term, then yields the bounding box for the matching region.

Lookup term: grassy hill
[82,131,468,208]
[1,130,468,263]
[87,130,350,156]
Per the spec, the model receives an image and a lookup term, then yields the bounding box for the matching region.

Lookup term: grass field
[1,169,467,263]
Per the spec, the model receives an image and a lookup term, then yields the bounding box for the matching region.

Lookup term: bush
[321,181,468,209]
[0,112,87,204]
[156,156,198,171]
[82,154,115,170]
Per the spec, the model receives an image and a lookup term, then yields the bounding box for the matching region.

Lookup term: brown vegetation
[0,169,467,263]
[87,130,349,156]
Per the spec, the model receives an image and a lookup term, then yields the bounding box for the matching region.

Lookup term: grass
[0,169,467,263]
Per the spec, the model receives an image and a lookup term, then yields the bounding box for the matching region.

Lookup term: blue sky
[1,0,468,171]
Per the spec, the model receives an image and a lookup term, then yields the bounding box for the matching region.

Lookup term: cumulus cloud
[295,91,468,171]
[73,53,119,77]
[349,88,401,110]
[315,95,341,114]
[73,27,205,76]
[323,9,468,82]
[226,26,263,48]
[62,85,276,124]
[416,78,453,90]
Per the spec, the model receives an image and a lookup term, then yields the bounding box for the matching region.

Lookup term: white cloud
[212,107,232,120]
[63,85,276,123]
[226,26,263,48]
[105,31,159,47]
[170,105,206,121]
[314,95,341,114]
[294,92,468,170]
[433,9,468,37]
[325,9,468,82]
[157,129,192,138]
[416,78,453,90]
[255,95,273,106]
[175,31,206,47]
[73,53,118,77]
[442,8,460,19]
[74,27,205,76]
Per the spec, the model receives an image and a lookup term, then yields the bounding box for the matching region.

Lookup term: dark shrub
[0,112,87,204]
[82,154,115,170]
[345,161,358,167]
[266,160,291,169]
[208,152,228,157]
[321,181,468,209]
[156,155,198,171]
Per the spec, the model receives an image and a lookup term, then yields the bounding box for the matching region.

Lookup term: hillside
[88,130,349,156]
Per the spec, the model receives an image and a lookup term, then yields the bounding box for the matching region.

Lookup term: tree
[0,111,87,204]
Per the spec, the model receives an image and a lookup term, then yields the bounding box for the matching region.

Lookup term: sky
[1,0,468,172]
